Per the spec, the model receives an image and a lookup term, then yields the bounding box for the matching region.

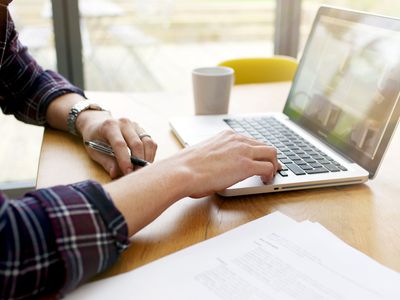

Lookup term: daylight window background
[11,0,400,93]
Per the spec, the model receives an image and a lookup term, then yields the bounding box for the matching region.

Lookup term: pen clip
[84,140,116,157]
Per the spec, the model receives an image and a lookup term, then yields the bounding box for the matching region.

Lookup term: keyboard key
[312,155,325,160]
[319,159,331,164]
[324,164,341,172]
[288,147,300,151]
[300,164,313,170]
[286,163,306,175]
[317,151,328,157]
[280,158,292,164]
[276,147,289,152]
[281,148,292,153]
[274,142,286,149]
[278,170,288,177]
[252,134,263,140]
[284,143,295,147]
[280,165,288,171]
[306,167,329,174]
[293,159,307,165]
[310,162,323,168]
[304,158,316,163]
[293,150,305,155]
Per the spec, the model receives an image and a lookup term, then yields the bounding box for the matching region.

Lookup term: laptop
[170,6,400,196]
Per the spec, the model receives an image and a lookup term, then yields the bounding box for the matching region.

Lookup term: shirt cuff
[36,70,86,126]
[33,180,129,295]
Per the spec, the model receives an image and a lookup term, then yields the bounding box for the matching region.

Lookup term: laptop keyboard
[224,117,348,177]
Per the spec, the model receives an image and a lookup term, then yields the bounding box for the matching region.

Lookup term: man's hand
[76,110,157,179]
[171,130,280,198]
[46,93,157,179]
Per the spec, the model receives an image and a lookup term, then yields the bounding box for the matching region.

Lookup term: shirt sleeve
[0,13,84,126]
[0,180,130,299]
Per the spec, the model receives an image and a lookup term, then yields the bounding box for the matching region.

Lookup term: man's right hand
[164,130,280,198]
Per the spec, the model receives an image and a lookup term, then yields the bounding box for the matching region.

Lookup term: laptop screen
[283,6,400,178]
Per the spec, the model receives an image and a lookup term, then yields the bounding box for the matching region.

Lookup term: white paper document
[68,212,400,300]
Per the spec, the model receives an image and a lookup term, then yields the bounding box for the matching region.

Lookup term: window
[12,0,399,93]
[78,0,276,92]
[11,0,56,70]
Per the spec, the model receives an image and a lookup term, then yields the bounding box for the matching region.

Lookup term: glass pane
[79,0,275,92]
[10,0,56,70]
[301,1,400,53]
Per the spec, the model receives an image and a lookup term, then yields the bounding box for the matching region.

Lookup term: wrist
[163,163,195,202]
[67,100,109,136]
[154,153,196,201]
[104,160,194,236]
[75,109,111,137]
[147,158,194,202]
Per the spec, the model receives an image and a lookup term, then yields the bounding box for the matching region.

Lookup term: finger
[140,136,157,162]
[120,123,145,166]
[86,149,122,179]
[234,133,266,147]
[104,123,133,175]
[251,161,276,183]
[250,146,279,173]
[229,133,279,172]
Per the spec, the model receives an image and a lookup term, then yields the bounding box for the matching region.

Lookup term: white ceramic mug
[192,66,234,115]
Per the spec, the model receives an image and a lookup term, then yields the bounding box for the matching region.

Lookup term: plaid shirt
[0,2,130,299]
[0,0,83,125]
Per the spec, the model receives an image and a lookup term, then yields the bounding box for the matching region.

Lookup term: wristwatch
[67,100,108,136]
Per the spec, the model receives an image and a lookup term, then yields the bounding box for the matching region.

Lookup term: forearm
[104,158,191,236]
[0,181,129,298]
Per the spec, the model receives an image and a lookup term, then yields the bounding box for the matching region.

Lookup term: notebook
[170,6,400,196]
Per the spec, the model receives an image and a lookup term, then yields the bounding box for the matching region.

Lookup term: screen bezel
[283,6,400,178]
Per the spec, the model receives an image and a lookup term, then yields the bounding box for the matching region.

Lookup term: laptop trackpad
[171,116,230,145]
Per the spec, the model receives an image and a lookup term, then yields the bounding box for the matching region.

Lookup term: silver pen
[84,140,150,167]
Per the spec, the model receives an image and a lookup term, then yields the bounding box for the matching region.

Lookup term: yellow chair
[218,56,298,85]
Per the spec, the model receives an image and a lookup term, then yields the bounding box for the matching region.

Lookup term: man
[0,1,279,298]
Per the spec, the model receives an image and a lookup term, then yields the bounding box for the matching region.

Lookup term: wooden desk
[37,82,400,281]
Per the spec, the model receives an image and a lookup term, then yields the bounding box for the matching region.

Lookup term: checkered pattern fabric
[0,181,129,299]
